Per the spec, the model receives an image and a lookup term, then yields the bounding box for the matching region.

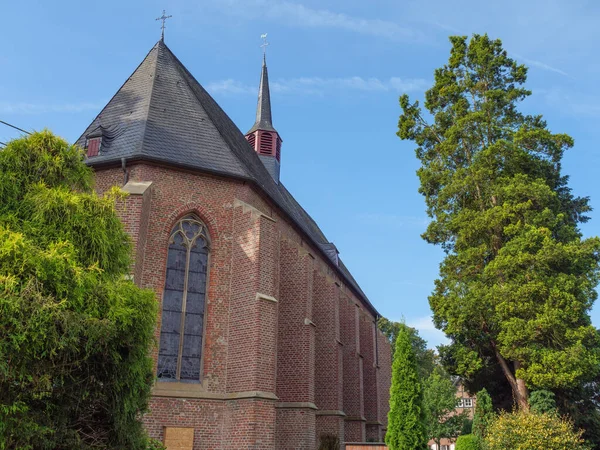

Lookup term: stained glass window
[157,215,209,382]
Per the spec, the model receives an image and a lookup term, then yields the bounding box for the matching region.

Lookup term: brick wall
[143,397,224,448]
[340,291,365,443]
[377,330,392,434]
[313,272,345,443]
[276,238,316,449]
[93,163,391,448]
[360,313,380,442]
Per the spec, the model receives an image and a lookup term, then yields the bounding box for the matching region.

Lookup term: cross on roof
[156,10,173,41]
[260,33,269,57]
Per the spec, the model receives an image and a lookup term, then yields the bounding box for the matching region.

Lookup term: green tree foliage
[461,419,473,435]
[455,434,480,450]
[386,325,428,450]
[0,131,158,449]
[472,388,494,441]
[398,33,600,410]
[485,411,588,450]
[556,375,600,449]
[379,317,436,379]
[423,367,468,447]
[529,390,557,415]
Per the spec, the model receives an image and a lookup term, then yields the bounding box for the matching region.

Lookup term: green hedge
[455,434,480,450]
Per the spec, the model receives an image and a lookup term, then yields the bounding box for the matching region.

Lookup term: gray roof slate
[248,56,276,134]
[78,40,379,317]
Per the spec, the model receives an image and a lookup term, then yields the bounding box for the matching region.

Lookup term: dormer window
[86,137,102,157]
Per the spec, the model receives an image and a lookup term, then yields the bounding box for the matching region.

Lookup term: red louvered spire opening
[259,132,274,156]
[275,137,281,162]
[246,132,256,150]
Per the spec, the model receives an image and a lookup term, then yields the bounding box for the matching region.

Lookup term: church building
[78,37,392,449]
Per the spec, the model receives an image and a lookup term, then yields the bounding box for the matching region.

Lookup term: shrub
[529,390,558,415]
[0,131,157,448]
[455,434,480,450]
[318,434,340,450]
[461,419,473,435]
[485,411,588,450]
[472,388,493,440]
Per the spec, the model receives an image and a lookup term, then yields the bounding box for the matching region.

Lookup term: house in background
[428,384,477,450]
[77,37,392,450]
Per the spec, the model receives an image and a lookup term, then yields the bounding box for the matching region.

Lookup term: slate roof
[78,40,378,317]
[247,56,276,134]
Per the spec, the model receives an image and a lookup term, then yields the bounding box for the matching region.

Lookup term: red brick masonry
[95,163,391,449]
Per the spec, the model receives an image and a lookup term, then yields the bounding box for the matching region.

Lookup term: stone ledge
[366,420,383,425]
[316,410,346,417]
[233,198,276,222]
[122,181,152,195]
[275,402,318,410]
[256,292,278,303]
[345,416,367,422]
[152,384,278,401]
[304,318,316,327]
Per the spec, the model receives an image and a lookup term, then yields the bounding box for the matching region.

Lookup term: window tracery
[157,215,210,382]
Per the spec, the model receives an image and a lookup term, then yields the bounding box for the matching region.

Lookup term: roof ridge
[138,42,161,157]
[76,41,161,146]
[163,42,277,186]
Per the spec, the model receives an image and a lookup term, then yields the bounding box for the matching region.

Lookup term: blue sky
[2,0,600,347]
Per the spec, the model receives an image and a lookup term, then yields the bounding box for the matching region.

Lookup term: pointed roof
[247,56,276,134]
[78,41,378,317]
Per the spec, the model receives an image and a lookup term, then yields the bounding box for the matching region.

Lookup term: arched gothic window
[157,215,210,382]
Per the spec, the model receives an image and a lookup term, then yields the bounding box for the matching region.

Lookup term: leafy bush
[318,433,340,450]
[529,390,557,415]
[455,434,480,450]
[472,388,494,440]
[461,419,473,435]
[485,411,588,450]
[0,132,157,448]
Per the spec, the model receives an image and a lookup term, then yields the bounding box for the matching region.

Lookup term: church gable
[80,39,379,317]
[83,32,392,448]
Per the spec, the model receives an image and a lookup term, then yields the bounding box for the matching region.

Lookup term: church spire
[245,34,282,183]
[248,56,275,133]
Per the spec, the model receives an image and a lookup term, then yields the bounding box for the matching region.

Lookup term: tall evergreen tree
[386,325,428,450]
[379,317,436,379]
[472,388,494,441]
[398,34,600,410]
[0,131,158,448]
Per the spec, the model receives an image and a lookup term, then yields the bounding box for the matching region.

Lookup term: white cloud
[205,79,256,95]
[207,76,429,96]
[213,0,422,42]
[408,315,449,348]
[514,54,570,77]
[536,87,600,118]
[0,102,103,114]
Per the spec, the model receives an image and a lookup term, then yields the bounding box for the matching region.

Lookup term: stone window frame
[157,214,211,384]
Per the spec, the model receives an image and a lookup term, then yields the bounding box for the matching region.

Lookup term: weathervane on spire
[156,10,172,41]
[260,33,269,57]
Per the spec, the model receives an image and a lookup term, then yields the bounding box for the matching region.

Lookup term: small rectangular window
[464,398,473,407]
[86,137,101,157]
[457,398,464,408]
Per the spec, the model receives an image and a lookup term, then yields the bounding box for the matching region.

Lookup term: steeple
[245,38,282,183]
[248,56,275,133]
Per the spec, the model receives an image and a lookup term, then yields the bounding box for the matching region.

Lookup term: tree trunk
[514,361,529,412]
[493,347,529,411]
